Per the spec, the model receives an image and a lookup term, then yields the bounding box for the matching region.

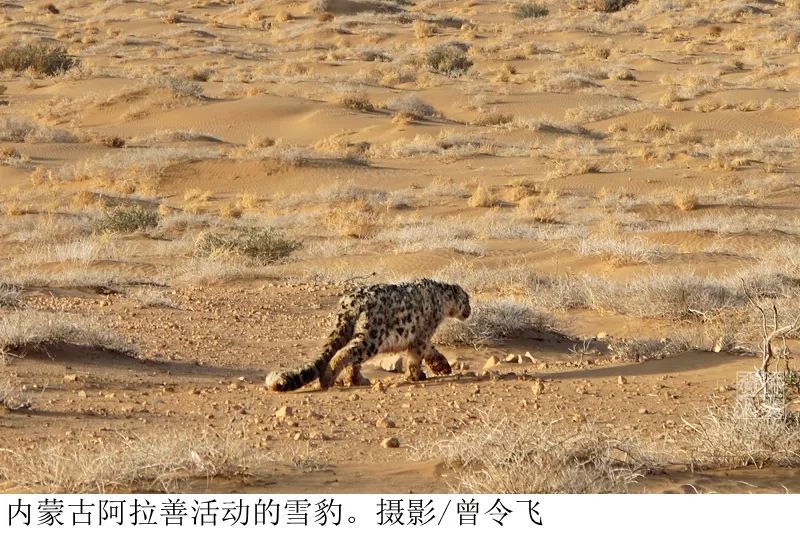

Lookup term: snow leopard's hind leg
[320,326,378,389]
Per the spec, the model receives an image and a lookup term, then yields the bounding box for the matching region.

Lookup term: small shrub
[129,288,177,309]
[426,44,473,77]
[513,2,549,19]
[576,234,663,266]
[0,284,21,308]
[0,311,135,356]
[161,11,183,24]
[609,338,678,362]
[435,298,555,346]
[0,378,31,411]
[467,185,499,208]
[195,228,300,264]
[673,192,698,211]
[100,136,125,148]
[324,200,379,239]
[0,43,77,76]
[336,88,374,112]
[385,95,437,120]
[0,426,260,492]
[686,402,800,468]
[579,0,637,12]
[426,415,649,493]
[96,205,160,233]
[149,75,204,98]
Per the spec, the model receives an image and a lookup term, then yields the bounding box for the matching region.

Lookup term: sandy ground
[2,0,800,493]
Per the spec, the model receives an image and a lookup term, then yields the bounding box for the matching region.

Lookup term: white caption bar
[0,494,794,532]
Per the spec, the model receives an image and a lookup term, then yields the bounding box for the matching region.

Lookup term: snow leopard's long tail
[265,357,330,392]
[265,311,357,392]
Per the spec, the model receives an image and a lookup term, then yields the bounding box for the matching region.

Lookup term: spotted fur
[265,279,471,392]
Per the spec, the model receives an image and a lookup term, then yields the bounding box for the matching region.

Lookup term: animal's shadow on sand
[8,342,263,381]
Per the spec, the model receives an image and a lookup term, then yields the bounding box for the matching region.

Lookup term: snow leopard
[265,279,471,392]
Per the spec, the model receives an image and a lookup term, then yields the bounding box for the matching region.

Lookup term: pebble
[275,406,293,418]
[381,437,400,448]
[376,417,396,428]
[483,355,500,371]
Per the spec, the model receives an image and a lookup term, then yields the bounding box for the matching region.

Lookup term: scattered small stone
[638,408,649,415]
[63,374,78,383]
[483,355,500,371]
[379,355,404,373]
[376,417,396,428]
[381,437,400,448]
[522,352,537,364]
[596,332,609,340]
[275,406,293,418]
[617,376,627,385]
[349,393,361,401]
[372,381,386,393]
[531,381,545,395]
[77,390,87,399]
[504,354,518,363]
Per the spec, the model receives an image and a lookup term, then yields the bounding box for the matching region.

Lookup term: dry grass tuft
[324,200,379,239]
[467,185,499,208]
[513,2,549,19]
[426,43,473,77]
[128,288,177,309]
[673,192,698,211]
[0,311,135,357]
[0,43,77,76]
[0,284,21,308]
[194,228,300,264]
[685,402,800,469]
[573,0,637,12]
[576,234,664,265]
[95,205,160,234]
[386,95,437,120]
[0,377,31,411]
[336,88,375,112]
[609,338,681,362]
[434,297,555,346]
[424,415,650,493]
[0,427,263,492]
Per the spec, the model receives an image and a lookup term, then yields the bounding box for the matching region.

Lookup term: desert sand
[1,0,800,493]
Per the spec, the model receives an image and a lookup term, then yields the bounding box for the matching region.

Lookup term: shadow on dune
[544,351,752,381]
[9,343,263,380]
